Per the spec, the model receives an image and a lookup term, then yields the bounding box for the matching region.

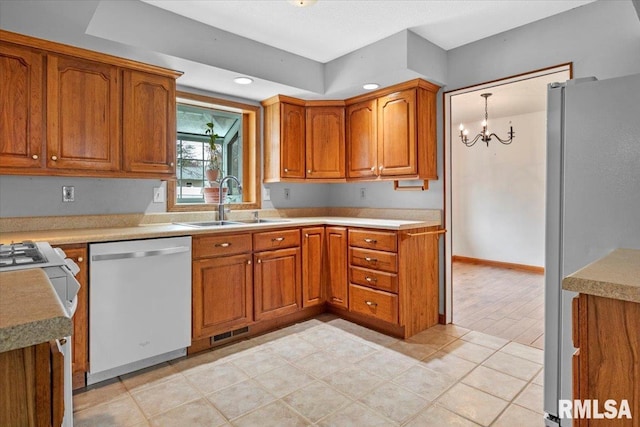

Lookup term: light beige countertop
[562,248,640,304]
[0,269,72,352]
[0,215,442,246]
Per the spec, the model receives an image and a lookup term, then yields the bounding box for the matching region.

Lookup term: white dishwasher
[88,236,191,385]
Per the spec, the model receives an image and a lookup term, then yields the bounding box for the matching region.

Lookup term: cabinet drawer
[254,228,301,252]
[349,284,398,324]
[350,266,398,293]
[348,229,397,252]
[349,247,397,273]
[193,233,252,258]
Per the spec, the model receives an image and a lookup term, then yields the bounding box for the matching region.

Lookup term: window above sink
[167,92,260,212]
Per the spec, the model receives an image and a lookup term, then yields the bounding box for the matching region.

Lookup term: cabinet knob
[170,162,174,167]
[257,259,262,264]
[77,257,84,263]
[370,166,375,172]
[247,260,252,265]
[284,168,289,173]
[307,169,312,174]
[32,154,39,160]
[51,155,58,161]
[378,165,383,171]
[305,233,309,238]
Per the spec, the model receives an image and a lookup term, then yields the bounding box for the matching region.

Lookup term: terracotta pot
[203,187,228,204]
[206,169,219,183]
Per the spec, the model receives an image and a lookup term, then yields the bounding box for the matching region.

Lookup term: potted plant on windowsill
[202,121,227,203]
[205,121,221,183]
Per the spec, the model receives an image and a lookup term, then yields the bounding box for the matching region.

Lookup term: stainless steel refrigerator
[544,73,640,426]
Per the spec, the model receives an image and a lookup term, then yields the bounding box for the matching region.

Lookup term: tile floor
[452,262,545,349]
[73,314,545,426]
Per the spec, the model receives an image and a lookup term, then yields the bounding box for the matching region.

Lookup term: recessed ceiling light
[234,77,253,85]
[288,0,317,7]
[363,83,380,90]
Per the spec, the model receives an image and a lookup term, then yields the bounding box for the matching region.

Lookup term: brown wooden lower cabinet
[302,227,325,307]
[192,253,253,340]
[254,246,302,321]
[0,340,64,427]
[57,244,88,390]
[572,294,639,426]
[326,226,348,309]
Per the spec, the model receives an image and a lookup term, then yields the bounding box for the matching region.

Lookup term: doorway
[443,65,571,347]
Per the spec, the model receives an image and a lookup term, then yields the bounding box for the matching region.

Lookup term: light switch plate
[264,188,271,201]
[153,187,165,203]
[62,186,75,202]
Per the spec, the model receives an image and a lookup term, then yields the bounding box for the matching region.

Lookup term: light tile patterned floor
[452,262,545,349]
[74,314,545,426]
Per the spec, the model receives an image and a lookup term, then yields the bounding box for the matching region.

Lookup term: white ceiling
[451,69,571,125]
[142,0,596,63]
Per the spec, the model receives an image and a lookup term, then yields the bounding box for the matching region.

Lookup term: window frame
[168,91,261,212]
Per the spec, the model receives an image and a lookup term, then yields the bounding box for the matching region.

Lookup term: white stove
[0,240,80,427]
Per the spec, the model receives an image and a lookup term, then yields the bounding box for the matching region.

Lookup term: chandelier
[459,93,515,147]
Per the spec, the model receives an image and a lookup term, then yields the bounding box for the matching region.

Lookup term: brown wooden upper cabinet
[262,79,439,183]
[122,70,176,175]
[346,99,377,179]
[305,106,345,179]
[262,96,345,182]
[346,79,439,181]
[47,54,120,171]
[0,42,45,170]
[0,30,181,179]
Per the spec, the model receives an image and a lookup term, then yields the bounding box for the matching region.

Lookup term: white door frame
[443,64,571,324]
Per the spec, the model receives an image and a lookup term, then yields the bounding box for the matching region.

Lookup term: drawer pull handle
[365,301,378,308]
[364,238,377,244]
[272,237,285,242]
[364,257,377,262]
[215,242,231,248]
[365,276,377,282]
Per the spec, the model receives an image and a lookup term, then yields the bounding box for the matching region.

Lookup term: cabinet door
[58,245,88,390]
[377,89,417,176]
[46,54,120,171]
[306,106,345,179]
[280,102,306,179]
[0,42,44,169]
[346,99,377,178]
[254,247,301,320]
[193,254,253,339]
[302,227,325,307]
[122,69,176,175]
[326,226,348,309]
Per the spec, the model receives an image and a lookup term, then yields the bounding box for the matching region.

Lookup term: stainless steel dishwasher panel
[88,236,191,383]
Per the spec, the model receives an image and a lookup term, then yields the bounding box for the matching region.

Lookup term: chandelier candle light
[459,93,515,147]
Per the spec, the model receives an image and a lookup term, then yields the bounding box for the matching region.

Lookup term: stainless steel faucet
[217,175,242,220]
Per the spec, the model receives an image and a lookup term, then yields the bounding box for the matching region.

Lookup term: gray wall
[1,0,639,218]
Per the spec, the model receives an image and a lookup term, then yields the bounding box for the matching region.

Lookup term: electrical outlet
[62,186,75,202]
[153,187,165,203]
[284,188,290,200]
[360,188,366,200]
[264,188,271,201]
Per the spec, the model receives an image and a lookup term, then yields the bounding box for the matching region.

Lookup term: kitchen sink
[234,218,290,224]
[173,220,243,228]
